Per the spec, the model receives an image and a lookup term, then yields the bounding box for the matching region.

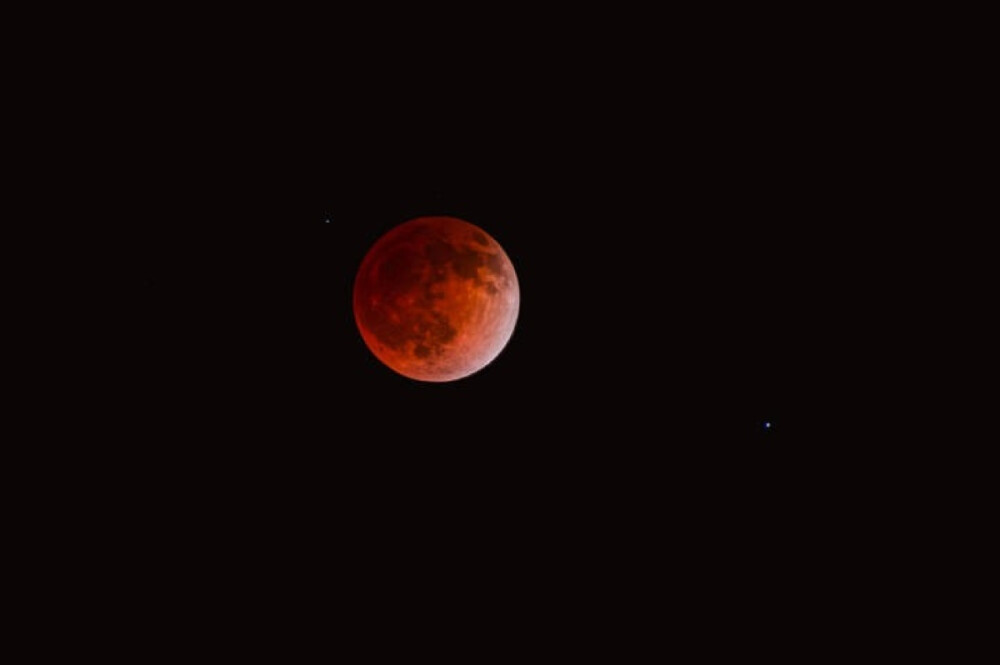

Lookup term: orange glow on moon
[353,216,519,382]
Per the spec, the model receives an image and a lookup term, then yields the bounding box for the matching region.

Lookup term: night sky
[126,17,872,647]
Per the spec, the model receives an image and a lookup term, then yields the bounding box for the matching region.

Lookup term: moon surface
[353,216,519,382]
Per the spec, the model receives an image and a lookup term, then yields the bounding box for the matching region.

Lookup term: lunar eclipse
[353,216,519,382]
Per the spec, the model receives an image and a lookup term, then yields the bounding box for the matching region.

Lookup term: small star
[763,421,772,430]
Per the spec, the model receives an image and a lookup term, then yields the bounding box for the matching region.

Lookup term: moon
[353,216,519,382]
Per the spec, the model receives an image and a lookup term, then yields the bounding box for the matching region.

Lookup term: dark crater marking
[425,240,492,284]
[376,248,423,296]
[484,252,506,278]
[360,294,457,355]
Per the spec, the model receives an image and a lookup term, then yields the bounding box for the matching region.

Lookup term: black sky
[123,17,880,645]
[132,23,856,517]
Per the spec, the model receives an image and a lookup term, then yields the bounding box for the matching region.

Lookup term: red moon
[353,216,519,382]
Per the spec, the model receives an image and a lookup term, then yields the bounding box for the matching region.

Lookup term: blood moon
[353,216,519,382]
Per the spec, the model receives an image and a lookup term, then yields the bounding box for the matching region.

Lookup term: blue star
[763,421,772,430]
